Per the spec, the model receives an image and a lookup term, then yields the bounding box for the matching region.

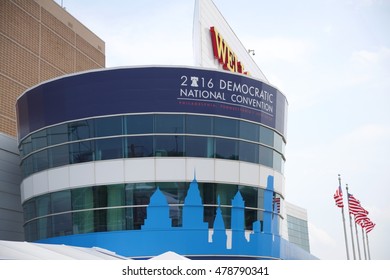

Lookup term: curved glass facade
[19,114,286,178]
[23,182,282,242]
[17,66,294,259]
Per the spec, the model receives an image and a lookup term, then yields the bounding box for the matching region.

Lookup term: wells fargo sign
[210,26,249,75]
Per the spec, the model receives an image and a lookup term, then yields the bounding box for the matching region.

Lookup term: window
[32,149,48,173]
[126,115,154,134]
[21,156,33,177]
[126,136,153,157]
[259,126,274,146]
[186,115,213,135]
[52,213,72,236]
[47,124,69,146]
[274,133,284,154]
[239,141,259,163]
[215,138,238,160]
[20,136,32,157]
[95,137,123,160]
[214,117,238,138]
[154,135,184,156]
[51,191,71,213]
[273,152,283,173]
[70,140,94,163]
[259,145,273,168]
[31,130,47,150]
[239,121,259,142]
[69,120,94,141]
[95,116,123,137]
[185,136,214,158]
[49,144,69,168]
[155,114,184,133]
[23,199,36,221]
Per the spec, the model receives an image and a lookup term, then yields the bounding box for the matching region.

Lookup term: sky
[56,0,390,260]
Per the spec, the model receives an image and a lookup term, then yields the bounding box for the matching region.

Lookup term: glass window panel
[70,140,94,163]
[107,185,124,207]
[239,121,259,142]
[107,208,125,231]
[47,124,69,146]
[214,117,238,138]
[239,141,259,163]
[244,209,257,230]
[69,120,94,141]
[25,220,37,242]
[73,210,94,234]
[94,209,107,232]
[126,136,153,157]
[32,149,48,173]
[203,206,215,228]
[31,130,47,150]
[21,156,33,177]
[185,136,214,158]
[238,186,258,209]
[95,116,123,137]
[20,136,32,157]
[49,144,69,168]
[215,138,238,160]
[52,213,72,236]
[274,133,284,154]
[23,199,36,221]
[93,185,108,208]
[186,115,213,135]
[155,135,184,156]
[259,126,274,146]
[51,191,71,213]
[95,137,123,160]
[216,184,238,206]
[125,183,154,230]
[199,182,216,205]
[155,114,184,133]
[36,194,51,216]
[72,187,94,210]
[37,216,52,240]
[273,151,282,173]
[126,115,154,134]
[259,145,273,168]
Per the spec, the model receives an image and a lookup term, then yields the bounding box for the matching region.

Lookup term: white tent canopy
[0,240,128,260]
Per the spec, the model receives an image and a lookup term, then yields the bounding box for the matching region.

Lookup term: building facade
[16,66,315,259]
[0,0,105,241]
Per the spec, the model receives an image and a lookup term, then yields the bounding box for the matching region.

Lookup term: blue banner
[17,67,287,140]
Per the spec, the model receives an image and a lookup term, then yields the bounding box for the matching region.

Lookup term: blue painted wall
[36,175,316,259]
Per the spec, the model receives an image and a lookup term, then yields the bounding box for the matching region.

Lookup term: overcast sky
[57,0,390,260]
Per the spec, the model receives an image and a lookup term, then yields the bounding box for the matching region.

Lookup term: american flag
[348,193,368,215]
[333,186,344,208]
[354,210,368,227]
[365,219,376,233]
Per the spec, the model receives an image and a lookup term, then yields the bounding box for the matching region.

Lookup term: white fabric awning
[0,240,129,260]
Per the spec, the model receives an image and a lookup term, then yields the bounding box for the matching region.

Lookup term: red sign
[210,26,249,75]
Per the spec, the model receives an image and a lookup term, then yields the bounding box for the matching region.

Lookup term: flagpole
[361,227,367,260]
[354,218,361,259]
[338,175,350,260]
[346,184,356,260]
[366,231,371,260]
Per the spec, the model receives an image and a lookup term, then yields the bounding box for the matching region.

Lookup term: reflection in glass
[126,136,153,158]
[215,138,238,160]
[185,136,214,158]
[155,114,184,133]
[95,137,123,160]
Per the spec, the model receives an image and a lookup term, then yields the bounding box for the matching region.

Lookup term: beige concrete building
[1,0,105,137]
[0,0,105,241]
